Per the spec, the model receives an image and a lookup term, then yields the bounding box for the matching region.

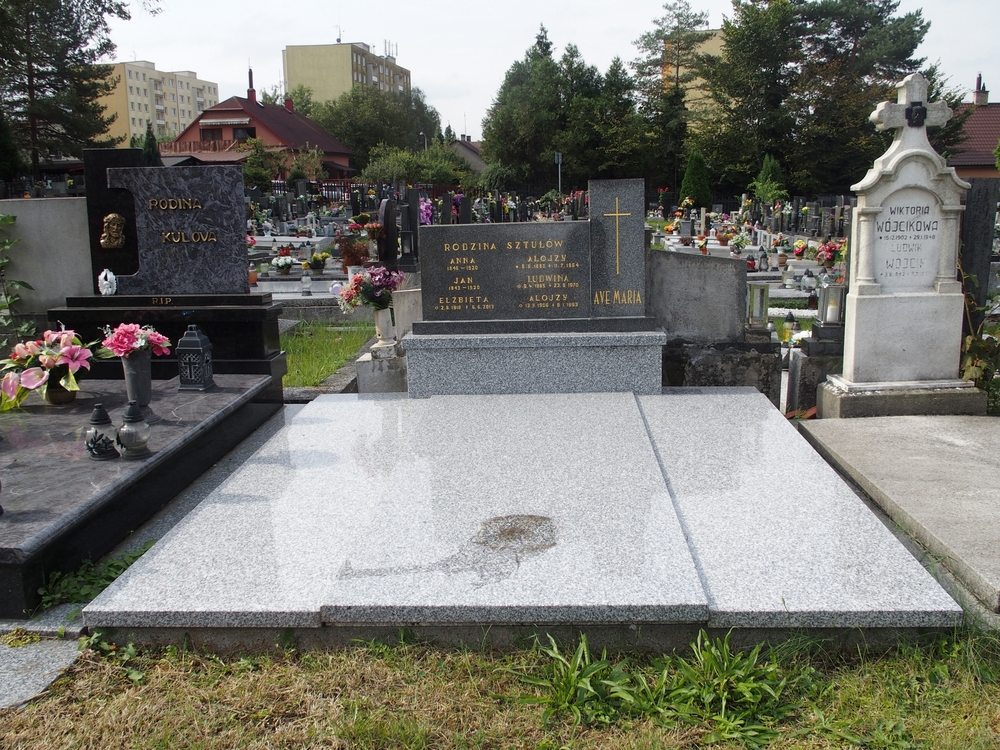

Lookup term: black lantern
[177,324,215,392]
[85,402,119,460]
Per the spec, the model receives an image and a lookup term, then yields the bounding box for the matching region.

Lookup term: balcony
[159,139,243,153]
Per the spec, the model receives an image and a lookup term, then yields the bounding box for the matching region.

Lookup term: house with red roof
[951,75,1000,180]
[159,71,352,178]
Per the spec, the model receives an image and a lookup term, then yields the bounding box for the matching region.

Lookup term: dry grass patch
[4,631,1000,749]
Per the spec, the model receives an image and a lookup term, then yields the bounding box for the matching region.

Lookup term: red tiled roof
[951,103,1000,167]
[184,96,352,157]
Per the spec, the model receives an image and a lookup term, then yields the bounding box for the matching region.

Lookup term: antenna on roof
[335,25,342,44]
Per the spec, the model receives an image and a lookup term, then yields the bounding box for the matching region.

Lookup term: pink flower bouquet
[101,323,172,358]
[0,328,106,409]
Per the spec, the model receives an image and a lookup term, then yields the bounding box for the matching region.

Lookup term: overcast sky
[107,0,999,142]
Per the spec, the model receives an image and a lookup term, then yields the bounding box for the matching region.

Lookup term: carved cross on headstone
[870,73,951,133]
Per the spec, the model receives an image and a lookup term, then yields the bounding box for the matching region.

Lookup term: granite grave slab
[85,391,960,643]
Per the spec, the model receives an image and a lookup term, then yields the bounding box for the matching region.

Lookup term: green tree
[0,0,129,180]
[481,25,562,187]
[141,121,162,167]
[0,110,25,180]
[694,0,799,194]
[312,87,409,171]
[591,58,646,180]
[360,142,473,187]
[632,1,711,191]
[239,137,286,193]
[749,153,787,203]
[679,148,712,208]
[924,62,971,159]
[787,0,928,193]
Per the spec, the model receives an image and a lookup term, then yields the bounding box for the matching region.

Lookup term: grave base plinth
[817,378,986,418]
[404,329,665,398]
[49,294,285,402]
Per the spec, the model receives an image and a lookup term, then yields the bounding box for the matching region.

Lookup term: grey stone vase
[121,349,152,407]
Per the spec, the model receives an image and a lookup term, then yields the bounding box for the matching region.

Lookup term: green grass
[280,321,375,387]
[5,628,1000,748]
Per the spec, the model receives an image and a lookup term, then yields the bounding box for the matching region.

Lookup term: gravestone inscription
[107,165,249,295]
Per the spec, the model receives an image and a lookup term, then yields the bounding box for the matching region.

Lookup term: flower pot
[277,266,291,275]
[700,246,708,255]
[309,261,324,271]
[777,252,788,268]
[43,379,76,405]
[824,259,835,270]
[122,349,152,408]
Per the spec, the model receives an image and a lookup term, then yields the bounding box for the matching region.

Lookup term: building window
[131,117,136,125]
[128,70,132,79]
[144,104,148,111]
[201,128,222,141]
[129,85,133,94]
[172,122,176,130]
[142,73,146,81]
[170,93,175,101]
[171,108,176,115]
[143,88,147,96]
[233,127,256,141]
[130,102,134,110]
[169,79,174,86]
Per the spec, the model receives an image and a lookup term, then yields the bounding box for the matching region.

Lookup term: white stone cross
[870,73,951,132]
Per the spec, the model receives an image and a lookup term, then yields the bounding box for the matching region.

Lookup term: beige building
[100,61,221,145]
[282,43,410,105]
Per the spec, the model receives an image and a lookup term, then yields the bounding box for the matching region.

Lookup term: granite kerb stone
[403,330,667,349]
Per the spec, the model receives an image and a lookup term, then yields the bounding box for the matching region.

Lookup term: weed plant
[37,540,154,617]
[280,321,375,387]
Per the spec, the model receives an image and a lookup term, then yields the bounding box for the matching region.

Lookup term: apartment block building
[282,42,410,105]
[100,61,221,145]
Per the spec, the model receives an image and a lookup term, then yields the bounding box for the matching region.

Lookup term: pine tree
[679,148,712,209]
[0,0,129,180]
[142,121,163,167]
[0,110,25,181]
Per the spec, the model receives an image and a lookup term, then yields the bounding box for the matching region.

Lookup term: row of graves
[3,74,994,640]
[78,76,992,638]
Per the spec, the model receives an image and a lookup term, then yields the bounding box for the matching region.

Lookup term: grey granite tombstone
[589,178,645,317]
[107,165,249,295]
[377,198,399,271]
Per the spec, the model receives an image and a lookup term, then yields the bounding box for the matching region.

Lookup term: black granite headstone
[377,198,399,271]
[83,148,143,292]
[588,178,645,317]
[459,195,471,225]
[961,178,1000,336]
[420,223,591,321]
[107,165,249,295]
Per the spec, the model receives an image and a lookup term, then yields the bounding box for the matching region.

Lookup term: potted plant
[731,232,750,255]
[815,239,843,269]
[338,238,369,273]
[772,235,791,267]
[271,248,295,275]
[716,231,732,246]
[306,252,326,271]
[0,328,108,408]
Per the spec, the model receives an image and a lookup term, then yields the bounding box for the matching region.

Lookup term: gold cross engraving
[603,197,631,275]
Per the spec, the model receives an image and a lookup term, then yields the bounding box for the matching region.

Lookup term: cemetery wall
[2,198,92,318]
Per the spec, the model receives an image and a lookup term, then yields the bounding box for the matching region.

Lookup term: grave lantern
[177,324,215,392]
[818,283,846,325]
[301,269,313,296]
[116,401,151,460]
[802,268,818,291]
[747,281,769,328]
[85,402,119,461]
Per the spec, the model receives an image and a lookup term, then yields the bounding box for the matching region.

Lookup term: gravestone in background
[819,73,986,417]
[377,197,399,271]
[107,165,248,294]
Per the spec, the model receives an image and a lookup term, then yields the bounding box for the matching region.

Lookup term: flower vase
[122,349,152,408]
[43,379,76,405]
[824,259,835,270]
[370,307,397,360]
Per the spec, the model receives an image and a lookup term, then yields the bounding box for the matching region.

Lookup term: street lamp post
[418,132,427,151]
